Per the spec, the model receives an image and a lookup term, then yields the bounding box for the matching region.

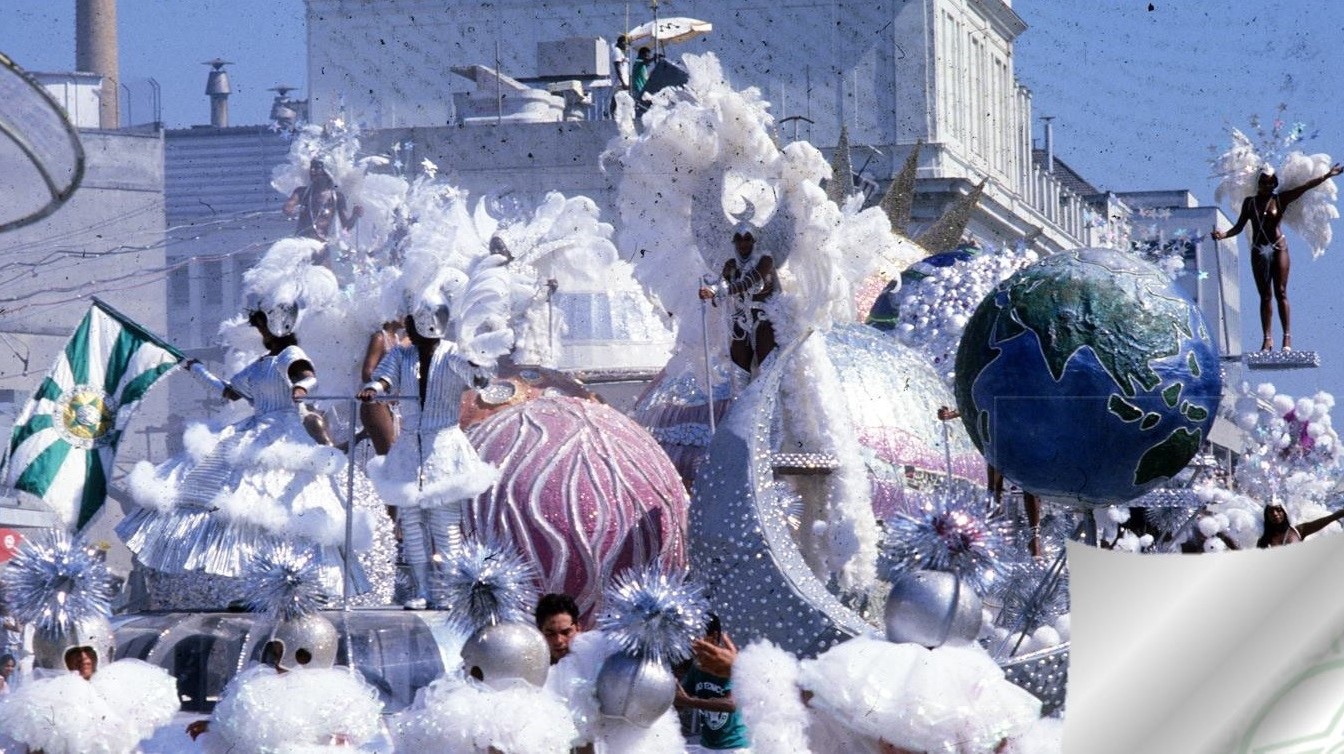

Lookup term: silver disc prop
[689,331,870,656]
[0,52,85,232]
[690,329,1070,713]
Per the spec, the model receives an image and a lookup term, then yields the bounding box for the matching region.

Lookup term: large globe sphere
[465,397,688,620]
[953,247,1221,505]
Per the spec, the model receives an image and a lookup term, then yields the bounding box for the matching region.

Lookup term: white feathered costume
[117,238,369,595]
[0,659,180,754]
[734,637,1045,754]
[1212,126,1339,258]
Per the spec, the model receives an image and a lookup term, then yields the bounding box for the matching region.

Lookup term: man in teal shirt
[675,615,751,752]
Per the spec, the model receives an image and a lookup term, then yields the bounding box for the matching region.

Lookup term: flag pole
[91,296,186,360]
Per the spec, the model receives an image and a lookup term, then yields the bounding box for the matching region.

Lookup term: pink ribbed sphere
[464,396,689,620]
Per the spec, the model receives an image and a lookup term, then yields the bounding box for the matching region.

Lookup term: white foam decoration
[0,659,180,754]
[777,335,880,593]
[205,665,383,753]
[392,675,578,754]
[796,636,1040,752]
[1195,382,1344,549]
[734,641,811,754]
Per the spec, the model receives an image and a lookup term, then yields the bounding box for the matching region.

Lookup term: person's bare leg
[1251,252,1273,351]
[1273,247,1291,349]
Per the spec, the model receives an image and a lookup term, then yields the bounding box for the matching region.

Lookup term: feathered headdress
[238,237,341,335]
[1212,114,1338,257]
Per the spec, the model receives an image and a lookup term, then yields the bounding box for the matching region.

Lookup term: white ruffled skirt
[117,411,368,593]
[366,425,499,509]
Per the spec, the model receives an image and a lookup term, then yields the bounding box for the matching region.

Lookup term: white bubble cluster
[891,245,1039,384]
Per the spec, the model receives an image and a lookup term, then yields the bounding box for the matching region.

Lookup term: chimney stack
[75,0,119,128]
[1041,116,1055,174]
[204,59,232,128]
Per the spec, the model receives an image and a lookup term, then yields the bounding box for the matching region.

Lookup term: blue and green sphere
[952,247,1222,506]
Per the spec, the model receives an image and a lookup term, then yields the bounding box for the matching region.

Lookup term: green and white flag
[4,299,182,530]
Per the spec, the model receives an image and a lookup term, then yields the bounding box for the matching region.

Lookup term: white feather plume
[1212,128,1265,209]
[734,641,811,754]
[1279,150,1339,258]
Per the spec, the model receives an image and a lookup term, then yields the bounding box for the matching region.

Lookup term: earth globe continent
[952,247,1221,506]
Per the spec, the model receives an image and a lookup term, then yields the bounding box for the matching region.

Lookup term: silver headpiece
[440,536,547,689]
[0,531,117,671]
[883,569,983,648]
[243,544,338,671]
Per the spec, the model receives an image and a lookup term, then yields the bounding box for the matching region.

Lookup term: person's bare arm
[1277,163,1344,208]
[282,187,303,218]
[1212,197,1252,240]
[362,331,390,383]
[1296,507,1344,539]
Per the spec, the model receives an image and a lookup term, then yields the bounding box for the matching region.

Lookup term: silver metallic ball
[884,570,983,648]
[595,651,676,728]
[32,614,115,671]
[459,622,550,690]
[271,613,339,670]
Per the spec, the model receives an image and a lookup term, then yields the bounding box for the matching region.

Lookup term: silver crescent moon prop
[689,330,872,656]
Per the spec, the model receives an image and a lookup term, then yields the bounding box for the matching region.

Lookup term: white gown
[117,346,366,593]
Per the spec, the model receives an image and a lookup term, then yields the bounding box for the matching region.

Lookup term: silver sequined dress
[117,345,367,593]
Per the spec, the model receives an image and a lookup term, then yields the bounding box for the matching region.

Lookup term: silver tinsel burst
[596,563,708,665]
[436,536,538,633]
[243,542,330,621]
[992,558,1070,637]
[882,494,1019,596]
[0,529,114,635]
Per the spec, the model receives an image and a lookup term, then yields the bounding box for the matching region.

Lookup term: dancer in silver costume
[117,308,368,595]
[359,303,499,610]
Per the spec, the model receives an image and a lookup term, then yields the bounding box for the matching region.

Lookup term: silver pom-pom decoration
[883,493,1018,596]
[437,535,539,634]
[596,563,708,666]
[993,558,1070,642]
[0,529,114,635]
[243,542,330,622]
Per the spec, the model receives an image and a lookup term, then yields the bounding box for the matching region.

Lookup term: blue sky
[1,0,1340,400]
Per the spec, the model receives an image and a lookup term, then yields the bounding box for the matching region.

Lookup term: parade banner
[3,299,182,531]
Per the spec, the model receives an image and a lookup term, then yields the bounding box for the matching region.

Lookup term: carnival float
[1,41,1342,753]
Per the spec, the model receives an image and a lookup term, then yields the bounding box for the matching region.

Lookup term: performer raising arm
[1212,162,1342,352]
